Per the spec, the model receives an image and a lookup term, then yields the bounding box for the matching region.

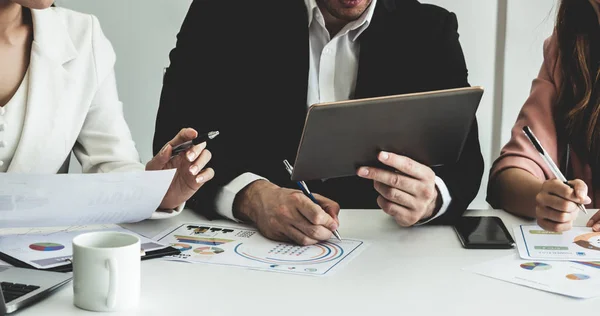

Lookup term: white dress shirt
[0,70,29,172]
[215,0,451,223]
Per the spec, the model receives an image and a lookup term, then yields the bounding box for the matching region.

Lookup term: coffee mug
[72,231,141,312]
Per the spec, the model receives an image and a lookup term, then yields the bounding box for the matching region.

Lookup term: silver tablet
[290,87,484,181]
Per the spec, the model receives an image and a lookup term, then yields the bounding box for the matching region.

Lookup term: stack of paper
[0,170,175,228]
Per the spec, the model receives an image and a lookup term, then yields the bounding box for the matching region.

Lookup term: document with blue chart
[153,222,366,276]
[464,254,600,299]
[0,225,168,270]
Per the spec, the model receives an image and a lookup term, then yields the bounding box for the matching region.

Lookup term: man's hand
[357,151,441,226]
[233,180,340,245]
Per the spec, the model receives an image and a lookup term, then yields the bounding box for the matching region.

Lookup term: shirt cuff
[415,176,452,225]
[215,172,267,222]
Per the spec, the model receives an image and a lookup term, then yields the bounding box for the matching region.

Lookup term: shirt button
[0,107,5,115]
[0,140,6,148]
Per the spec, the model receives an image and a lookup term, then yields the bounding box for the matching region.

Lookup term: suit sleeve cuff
[215,172,267,222]
[415,176,452,225]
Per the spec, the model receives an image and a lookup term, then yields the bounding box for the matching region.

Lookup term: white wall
[501,0,558,146]
[55,0,561,210]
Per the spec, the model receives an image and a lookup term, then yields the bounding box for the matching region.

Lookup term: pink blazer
[489,33,597,207]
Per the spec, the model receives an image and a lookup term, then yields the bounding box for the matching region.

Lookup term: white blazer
[6,7,184,217]
[7,7,143,174]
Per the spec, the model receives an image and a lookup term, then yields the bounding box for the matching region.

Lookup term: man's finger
[313,193,341,223]
[377,196,421,226]
[374,181,416,209]
[292,193,338,231]
[377,152,433,181]
[284,225,319,246]
[358,167,420,195]
[292,221,333,241]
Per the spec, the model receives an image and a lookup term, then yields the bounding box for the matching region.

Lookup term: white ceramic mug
[72,231,141,312]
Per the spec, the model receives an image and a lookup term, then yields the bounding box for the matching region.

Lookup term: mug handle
[105,258,118,309]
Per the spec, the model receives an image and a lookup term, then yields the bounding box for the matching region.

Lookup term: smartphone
[453,216,515,249]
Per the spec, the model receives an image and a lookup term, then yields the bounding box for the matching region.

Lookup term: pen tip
[209,131,219,138]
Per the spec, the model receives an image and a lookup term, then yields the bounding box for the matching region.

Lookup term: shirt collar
[304,0,377,41]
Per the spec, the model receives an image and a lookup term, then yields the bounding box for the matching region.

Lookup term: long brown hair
[556,0,600,167]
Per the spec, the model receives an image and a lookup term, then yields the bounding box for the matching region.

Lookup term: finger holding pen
[171,131,219,158]
[293,196,340,242]
[283,160,342,240]
[536,179,591,232]
[522,126,588,216]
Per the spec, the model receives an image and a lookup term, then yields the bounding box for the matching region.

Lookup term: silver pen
[283,160,342,241]
[170,131,219,158]
[522,126,588,214]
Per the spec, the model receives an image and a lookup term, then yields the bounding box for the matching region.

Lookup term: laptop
[0,266,71,315]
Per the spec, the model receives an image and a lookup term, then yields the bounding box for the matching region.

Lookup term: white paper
[0,225,167,269]
[514,225,600,261]
[0,170,175,228]
[154,222,367,276]
[464,254,600,299]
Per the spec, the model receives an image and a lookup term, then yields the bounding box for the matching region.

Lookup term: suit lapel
[7,8,77,173]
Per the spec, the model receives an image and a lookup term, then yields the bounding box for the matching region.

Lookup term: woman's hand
[146,128,214,210]
[535,179,591,232]
[587,211,600,232]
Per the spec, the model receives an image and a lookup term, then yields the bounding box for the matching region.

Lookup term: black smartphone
[453,216,515,249]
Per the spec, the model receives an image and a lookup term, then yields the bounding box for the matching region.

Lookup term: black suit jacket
[154,0,484,225]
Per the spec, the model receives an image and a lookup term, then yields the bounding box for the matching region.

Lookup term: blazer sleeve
[487,36,561,208]
[154,1,234,218]
[427,12,484,225]
[72,15,144,173]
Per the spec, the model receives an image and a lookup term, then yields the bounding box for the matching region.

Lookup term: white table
[15,209,599,316]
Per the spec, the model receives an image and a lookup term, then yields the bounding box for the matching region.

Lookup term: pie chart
[520,262,551,271]
[171,243,192,252]
[194,246,225,255]
[29,242,64,252]
[566,273,590,280]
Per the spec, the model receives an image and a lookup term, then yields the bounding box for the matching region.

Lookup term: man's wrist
[233,180,276,223]
[423,187,442,221]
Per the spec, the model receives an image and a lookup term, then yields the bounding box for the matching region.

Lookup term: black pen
[522,126,588,214]
[170,131,219,158]
[283,159,342,241]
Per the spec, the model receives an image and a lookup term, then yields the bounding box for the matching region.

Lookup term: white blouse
[0,70,29,172]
